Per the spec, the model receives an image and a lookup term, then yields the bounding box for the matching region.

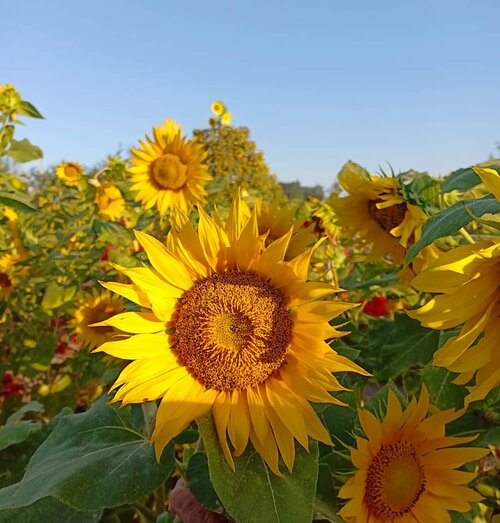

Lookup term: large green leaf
[441,164,500,192]
[198,413,319,523]
[186,452,220,510]
[0,191,38,213]
[406,196,500,264]
[422,364,466,410]
[0,404,175,512]
[0,401,46,452]
[14,101,44,119]
[375,314,440,380]
[0,496,100,523]
[6,138,43,163]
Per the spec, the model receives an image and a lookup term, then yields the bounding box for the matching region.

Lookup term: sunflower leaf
[0,403,175,512]
[405,196,500,264]
[198,413,319,523]
[441,164,500,193]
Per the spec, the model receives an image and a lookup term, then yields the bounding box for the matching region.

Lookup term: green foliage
[442,164,500,192]
[406,195,500,263]
[198,413,319,523]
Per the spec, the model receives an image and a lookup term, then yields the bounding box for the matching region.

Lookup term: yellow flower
[221,112,232,125]
[339,387,488,522]
[93,192,368,475]
[129,119,211,215]
[2,207,18,222]
[472,166,500,201]
[330,162,427,262]
[254,198,315,259]
[95,182,125,221]
[0,84,15,95]
[56,162,84,187]
[211,100,225,116]
[71,291,124,348]
[407,239,500,406]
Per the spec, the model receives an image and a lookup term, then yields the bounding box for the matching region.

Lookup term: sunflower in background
[94,182,125,221]
[71,290,124,348]
[210,100,225,116]
[330,161,427,263]
[0,254,16,298]
[129,119,211,215]
[56,162,84,187]
[93,192,368,475]
[339,387,488,522]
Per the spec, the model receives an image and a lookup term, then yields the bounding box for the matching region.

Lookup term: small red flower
[361,296,389,317]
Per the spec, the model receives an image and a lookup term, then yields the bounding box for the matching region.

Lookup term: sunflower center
[0,272,12,289]
[173,271,292,391]
[152,154,188,190]
[368,199,407,233]
[364,442,426,519]
[65,164,80,179]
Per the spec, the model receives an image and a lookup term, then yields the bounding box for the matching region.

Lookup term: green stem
[141,401,157,437]
[131,501,157,522]
[459,227,475,244]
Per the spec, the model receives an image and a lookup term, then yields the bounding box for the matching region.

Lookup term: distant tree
[280,181,324,201]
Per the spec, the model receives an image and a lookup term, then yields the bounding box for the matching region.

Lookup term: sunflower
[93,192,368,475]
[94,182,126,221]
[211,100,225,116]
[329,162,427,262]
[129,119,211,215]
[56,162,84,187]
[407,239,499,406]
[338,387,488,522]
[71,290,124,348]
[0,254,17,298]
[473,166,500,201]
[221,112,232,125]
[254,199,315,259]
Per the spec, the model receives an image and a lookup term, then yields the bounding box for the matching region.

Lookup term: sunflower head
[339,386,488,522]
[129,119,212,215]
[408,239,500,406]
[93,192,368,475]
[56,162,84,187]
[94,182,125,221]
[221,112,232,125]
[211,100,225,116]
[0,271,13,297]
[72,290,124,348]
[330,162,427,262]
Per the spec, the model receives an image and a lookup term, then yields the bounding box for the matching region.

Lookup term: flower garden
[0,86,499,523]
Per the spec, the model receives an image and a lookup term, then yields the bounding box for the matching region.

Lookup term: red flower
[361,296,389,317]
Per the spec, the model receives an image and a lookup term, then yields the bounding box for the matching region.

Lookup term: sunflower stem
[131,501,157,522]
[154,482,167,515]
[142,401,157,437]
[459,227,475,244]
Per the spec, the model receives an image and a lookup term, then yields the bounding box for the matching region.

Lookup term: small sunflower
[93,192,368,475]
[0,255,17,298]
[407,239,499,405]
[56,162,84,187]
[71,290,124,348]
[211,100,225,116]
[339,387,488,522]
[94,182,126,221]
[129,119,212,215]
[330,162,427,262]
[221,112,232,125]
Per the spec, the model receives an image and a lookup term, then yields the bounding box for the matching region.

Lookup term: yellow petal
[94,333,170,360]
[91,311,165,334]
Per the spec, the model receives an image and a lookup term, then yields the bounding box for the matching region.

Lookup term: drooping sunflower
[338,387,488,522]
[407,240,499,405]
[56,162,84,187]
[93,193,368,474]
[71,290,124,348]
[329,162,427,262]
[94,182,126,221]
[129,119,212,215]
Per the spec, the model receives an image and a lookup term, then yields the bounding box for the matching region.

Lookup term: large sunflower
[338,387,488,522]
[94,182,126,221]
[330,162,427,262]
[407,239,499,406]
[93,193,368,474]
[56,162,84,187]
[129,119,211,215]
[71,290,124,348]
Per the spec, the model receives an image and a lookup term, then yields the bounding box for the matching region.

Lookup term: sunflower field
[0,86,499,523]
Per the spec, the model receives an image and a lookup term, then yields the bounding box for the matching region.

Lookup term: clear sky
[3,0,500,187]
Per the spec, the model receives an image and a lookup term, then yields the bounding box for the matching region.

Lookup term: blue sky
[3,0,500,186]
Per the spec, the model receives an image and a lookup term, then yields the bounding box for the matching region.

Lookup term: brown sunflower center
[0,272,12,289]
[368,199,407,233]
[364,441,426,519]
[65,164,81,179]
[152,153,188,190]
[173,271,292,391]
